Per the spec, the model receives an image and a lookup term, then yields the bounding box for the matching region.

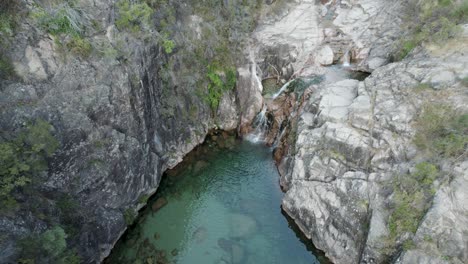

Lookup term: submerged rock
[193,160,209,174]
[151,198,168,212]
[217,238,246,264]
[228,213,257,238]
[192,226,208,244]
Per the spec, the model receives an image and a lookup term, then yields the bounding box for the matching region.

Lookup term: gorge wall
[0,0,265,262]
[250,1,468,264]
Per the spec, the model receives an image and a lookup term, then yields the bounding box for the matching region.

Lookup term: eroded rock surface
[281,34,468,264]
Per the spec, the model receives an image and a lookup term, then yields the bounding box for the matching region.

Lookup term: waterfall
[342,49,351,67]
[245,106,269,144]
[272,125,287,149]
[250,49,263,93]
[272,79,294,99]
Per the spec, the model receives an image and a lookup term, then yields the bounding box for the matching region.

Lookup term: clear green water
[107,140,327,264]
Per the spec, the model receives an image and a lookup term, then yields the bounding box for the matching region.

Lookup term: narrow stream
[106,139,329,264]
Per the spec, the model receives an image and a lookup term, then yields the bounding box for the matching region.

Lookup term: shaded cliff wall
[0,0,267,262]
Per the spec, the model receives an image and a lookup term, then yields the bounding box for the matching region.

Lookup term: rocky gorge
[0,0,467,263]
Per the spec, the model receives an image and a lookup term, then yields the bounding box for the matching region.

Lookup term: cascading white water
[272,125,287,149]
[245,105,269,144]
[249,49,264,93]
[272,79,294,99]
[342,49,351,67]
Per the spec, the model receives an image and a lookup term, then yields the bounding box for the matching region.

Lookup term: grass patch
[115,0,153,33]
[393,0,468,60]
[66,36,92,58]
[413,104,468,158]
[413,82,433,92]
[32,3,88,37]
[32,3,94,59]
[382,162,439,257]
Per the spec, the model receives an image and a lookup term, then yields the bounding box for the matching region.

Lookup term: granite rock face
[280,32,468,264]
[249,2,468,263]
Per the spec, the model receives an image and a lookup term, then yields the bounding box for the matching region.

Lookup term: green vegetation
[389,162,438,237]
[124,208,137,225]
[66,36,92,57]
[32,3,87,37]
[0,13,14,38]
[412,82,433,92]
[161,34,175,54]
[0,119,59,212]
[461,76,468,87]
[0,0,18,78]
[413,104,468,158]
[0,53,15,79]
[202,65,236,111]
[115,0,153,33]
[0,0,18,39]
[138,194,150,204]
[31,2,94,59]
[18,226,81,264]
[382,103,467,258]
[394,0,468,60]
[382,162,439,257]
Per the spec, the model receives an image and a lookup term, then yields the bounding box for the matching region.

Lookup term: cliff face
[0,0,264,262]
[259,1,468,264]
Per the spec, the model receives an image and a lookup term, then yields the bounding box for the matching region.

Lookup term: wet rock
[218,238,246,264]
[217,238,233,252]
[231,243,245,264]
[193,161,209,174]
[153,233,160,240]
[228,213,257,238]
[151,198,168,212]
[192,226,208,243]
[236,66,264,134]
[315,45,334,66]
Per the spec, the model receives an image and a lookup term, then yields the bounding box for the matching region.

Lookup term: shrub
[162,37,175,54]
[66,36,92,57]
[31,3,93,58]
[413,104,468,158]
[0,53,15,79]
[18,225,81,263]
[203,65,236,111]
[124,208,137,225]
[0,120,59,211]
[115,0,153,33]
[0,0,19,39]
[41,226,68,257]
[0,13,13,38]
[32,3,88,37]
